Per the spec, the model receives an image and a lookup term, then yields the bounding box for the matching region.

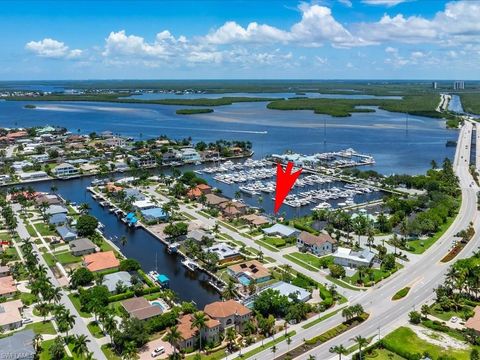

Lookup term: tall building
[432,81,437,89]
[453,80,465,90]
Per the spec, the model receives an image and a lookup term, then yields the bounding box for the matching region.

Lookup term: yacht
[182,258,198,272]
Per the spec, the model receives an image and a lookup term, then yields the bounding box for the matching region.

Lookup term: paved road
[240,121,480,360]
[13,204,107,360]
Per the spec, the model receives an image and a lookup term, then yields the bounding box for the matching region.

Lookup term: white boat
[182,258,198,271]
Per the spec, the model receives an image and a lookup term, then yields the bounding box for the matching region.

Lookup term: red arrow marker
[274,161,302,214]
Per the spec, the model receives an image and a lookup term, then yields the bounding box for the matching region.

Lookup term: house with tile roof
[176,313,220,351]
[204,299,252,332]
[83,251,120,272]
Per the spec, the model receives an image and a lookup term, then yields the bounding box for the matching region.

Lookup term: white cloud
[338,0,352,7]
[25,38,82,59]
[362,0,412,7]
[204,3,371,48]
[357,1,480,45]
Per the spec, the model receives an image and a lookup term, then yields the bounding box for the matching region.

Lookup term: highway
[246,121,479,360]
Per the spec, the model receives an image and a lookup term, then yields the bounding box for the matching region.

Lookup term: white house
[53,163,78,177]
[296,231,336,256]
[179,148,202,163]
[333,247,375,268]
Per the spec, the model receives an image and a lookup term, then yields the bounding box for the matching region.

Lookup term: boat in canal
[182,258,198,271]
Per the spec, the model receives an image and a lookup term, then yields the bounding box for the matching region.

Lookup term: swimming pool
[238,275,251,286]
[151,300,168,311]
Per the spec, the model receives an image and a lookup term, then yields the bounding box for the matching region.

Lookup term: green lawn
[302,307,345,329]
[68,293,92,317]
[366,348,405,359]
[44,251,82,266]
[283,254,318,271]
[325,275,363,291]
[288,252,332,269]
[25,320,57,335]
[346,267,397,286]
[4,246,19,261]
[263,236,287,248]
[0,232,11,241]
[101,344,122,360]
[25,224,37,237]
[39,338,80,360]
[33,222,56,237]
[232,331,296,360]
[87,321,105,338]
[429,303,474,321]
[383,326,474,360]
[19,292,37,306]
[406,215,456,254]
[255,240,279,252]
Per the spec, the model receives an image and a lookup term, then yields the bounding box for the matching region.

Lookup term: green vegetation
[33,222,56,236]
[87,321,104,338]
[283,254,317,271]
[460,93,480,114]
[302,307,345,329]
[382,326,474,360]
[176,108,214,115]
[43,251,82,266]
[392,287,410,300]
[25,320,57,335]
[267,94,442,118]
[233,331,296,360]
[8,93,279,106]
[68,293,92,317]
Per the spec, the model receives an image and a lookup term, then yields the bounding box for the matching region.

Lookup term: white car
[151,347,165,357]
[451,316,458,323]
[22,318,33,324]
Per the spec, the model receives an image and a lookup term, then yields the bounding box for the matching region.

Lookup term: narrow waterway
[29,176,221,308]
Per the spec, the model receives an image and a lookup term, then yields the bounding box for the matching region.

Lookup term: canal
[28,175,221,308]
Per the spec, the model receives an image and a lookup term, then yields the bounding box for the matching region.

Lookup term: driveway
[138,338,174,360]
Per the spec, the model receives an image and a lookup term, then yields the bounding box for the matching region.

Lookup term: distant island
[176,108,214,115]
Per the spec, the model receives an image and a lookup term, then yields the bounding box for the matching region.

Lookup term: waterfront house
[241,214,270,227]
[466,306,480,334]
[105,136,127,147]
[227,260,271,285]
[0,276,17,298]
[261,281,312,302]
[204,299,252,332]
[162,150,181,163]
[34,193,61,206]
[53,163,79,177]
[45,204,68,216]
[114,161,129,171]
[333,247,375,269]
[0,266,10,277]
[49,212,68,226]
[102,271,132,293]
[133,200,157,211]
[296,231,336,256]
[69,238,97,256]
[18,171,48,181]
[179,147,201,163]
[141,207,168,222]
[130,155,156,168]
[187,184,212,199]
[219,201,246,218]
[121,297,163,321]
[0,300,24,331]
[0,329,35,360]
[187,229,214,243]
[262,224,300,238]
[56,225,77,242]
[105,182,124,193]
[83,251,120,272]
[176,313,221,351]
[206,243,242,264]
[30,153,49,163]
[124,188,146,201]
[204,193,229,207]
[12,160,32,171]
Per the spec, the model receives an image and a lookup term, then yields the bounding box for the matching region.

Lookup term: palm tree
[72,334,91,359]
[226,327,236,351]
[329,344,347,360]
[352,336,368,360]
[79,203,91,214]
[165,325,183,357]
[307,355,316,360]
[191,311,207,351]
[33,334,43,352]
[222,280,237,300]
[234,191,241,201]
[286,335,292,352]
[58,310,76,338]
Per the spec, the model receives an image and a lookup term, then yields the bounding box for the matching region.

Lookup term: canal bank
[26,175,220,308]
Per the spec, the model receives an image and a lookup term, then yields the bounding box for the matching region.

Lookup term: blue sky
[1,0,479,80]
